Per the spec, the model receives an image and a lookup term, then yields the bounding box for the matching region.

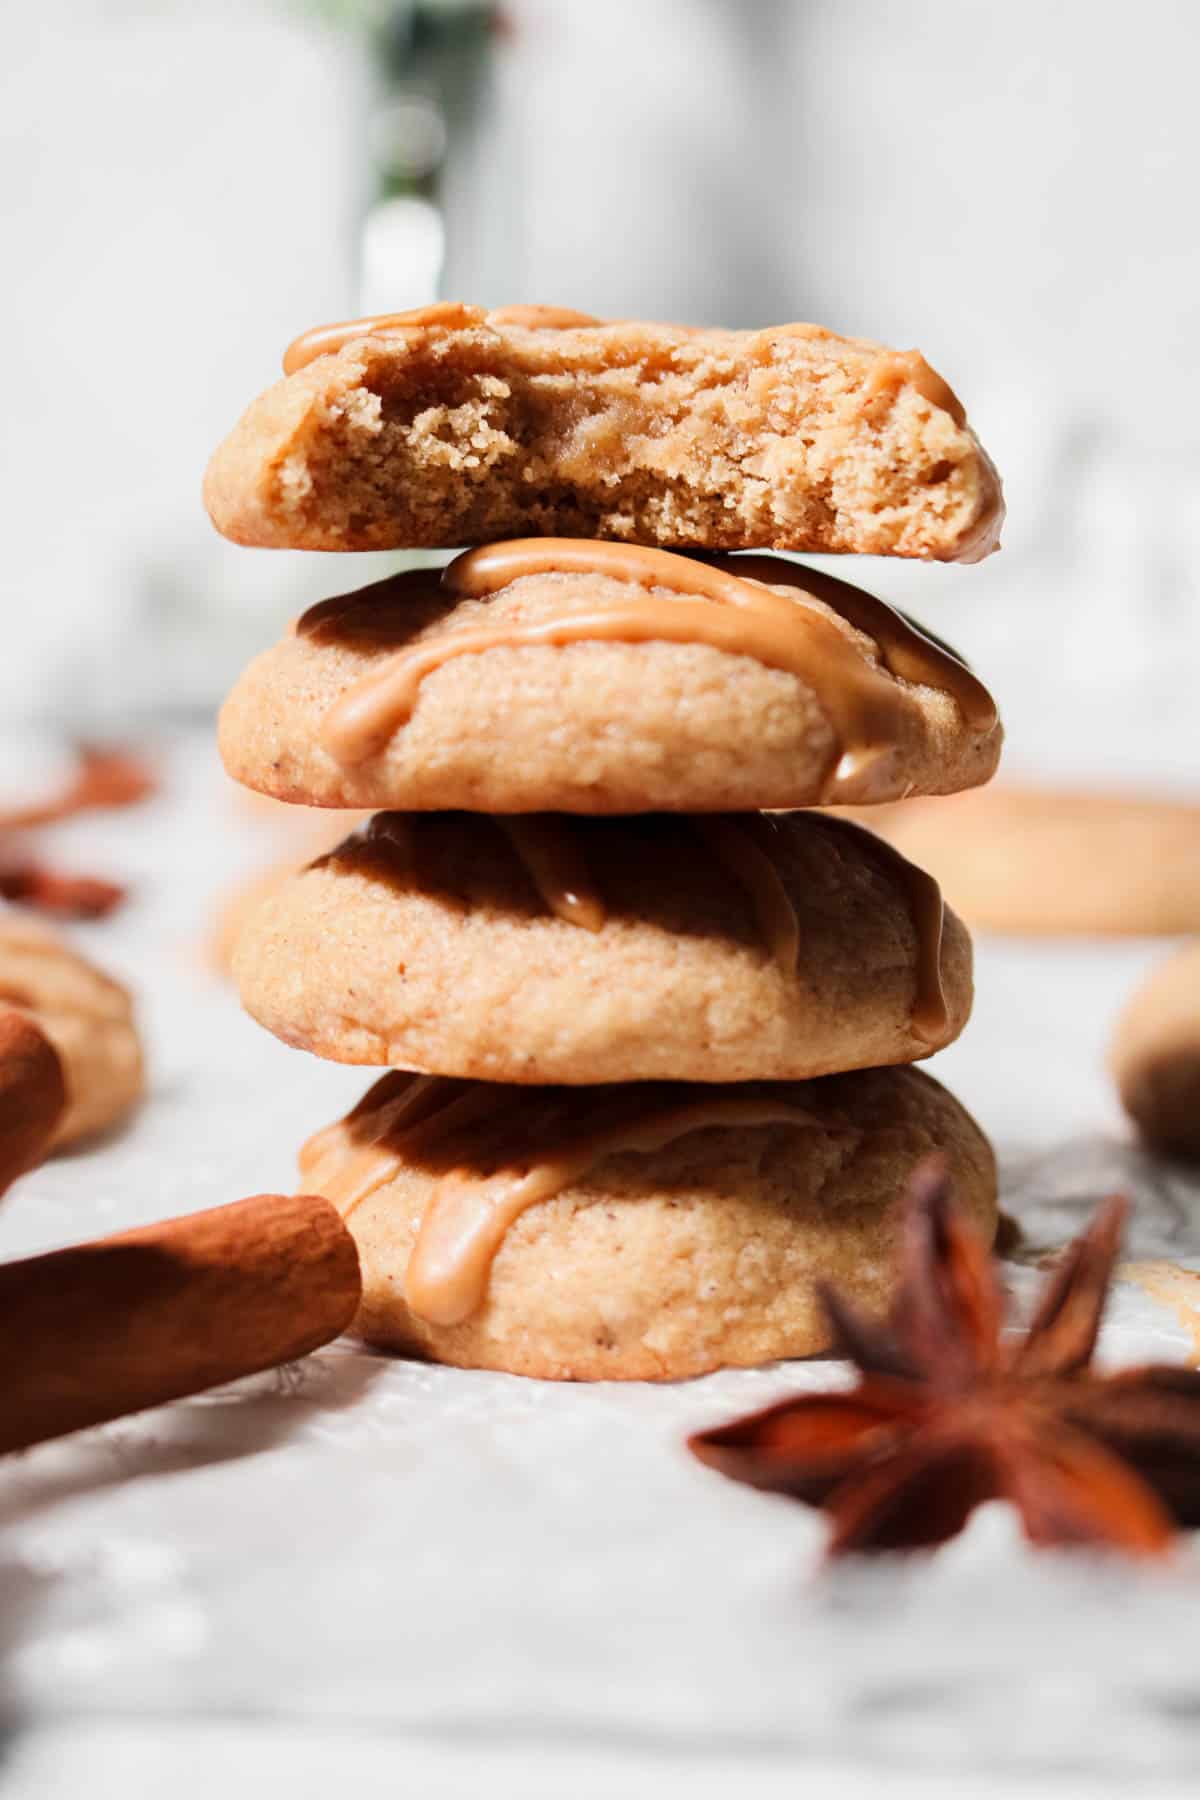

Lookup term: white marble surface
[2,738,1200,1796]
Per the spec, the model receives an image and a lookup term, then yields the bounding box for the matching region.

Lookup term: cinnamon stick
[0,861,126,919]
[0,1192,361,1454]
[0,1011,66,1196]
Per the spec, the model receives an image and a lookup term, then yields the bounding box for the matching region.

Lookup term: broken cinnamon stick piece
[0,744,158,831]
[0,1011,66,1196]
[0,861,126,918]
[0,1192,361,1454]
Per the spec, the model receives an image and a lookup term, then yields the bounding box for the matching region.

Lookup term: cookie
[209,810,367,975]
[203,303,1003,561]
[297,1063,996,1380]
[218,543,1001,815]
[211,862,303,979]
[836,787,1200,936]
[1111,944,1200,1160]
[232,809,972,1085]
[0,914,143,1145]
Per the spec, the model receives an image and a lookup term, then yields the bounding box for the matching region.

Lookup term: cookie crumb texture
[204,313,1003,560]
[302,1066,997,1380]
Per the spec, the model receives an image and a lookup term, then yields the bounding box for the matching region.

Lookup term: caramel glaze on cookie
[231,808,970,1086]
[301,1071,824,1326]
[290,541,998,810]
[282,303,607,371]
[402,809,948,1046]
[298,1064,998,1377]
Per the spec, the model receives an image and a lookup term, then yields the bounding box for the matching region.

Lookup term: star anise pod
[689,1158,1200,1557]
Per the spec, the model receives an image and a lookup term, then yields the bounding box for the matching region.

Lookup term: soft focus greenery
[291,0,484,28]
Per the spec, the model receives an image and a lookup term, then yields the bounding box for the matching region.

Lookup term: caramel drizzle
[363,809,795,967]
[502,813,796,966]
[306,541,996,806]
[812,813,948,1044]
[357,809,607,933]
[862,349,966,427]
[360,807,801,972]
[705,553,992,727]
[485,305,602,331]
[498,817,606,932]
[692,817,799,971]
[301,1074,823,1327]
[345,809,939,1032]
[298,1071,462,1217]
[283,303,477,374]
[282,303,603,375]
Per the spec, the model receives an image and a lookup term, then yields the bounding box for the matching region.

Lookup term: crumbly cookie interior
[273,327,998,557]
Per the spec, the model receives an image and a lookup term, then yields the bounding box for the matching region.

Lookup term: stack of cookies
[205,304,1004,1381]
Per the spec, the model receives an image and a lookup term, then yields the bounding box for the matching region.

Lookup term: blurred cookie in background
[1111,942,1200,1161]
[832,787,1200,936]
[0,912,143,1146]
